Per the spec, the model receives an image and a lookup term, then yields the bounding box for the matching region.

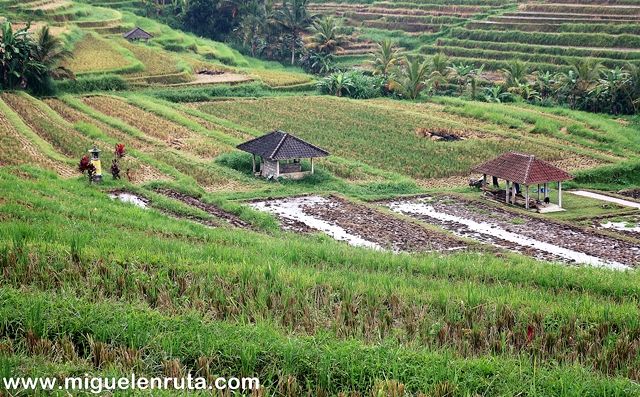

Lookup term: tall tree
[307,16,344,55]
[390,56,431,100]
[233,0,267,56]
[274,0,314,65]
[32,26,74,80]
[368,39,399,78]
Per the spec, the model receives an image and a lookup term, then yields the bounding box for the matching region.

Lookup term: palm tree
[570,58,603,94]
[368,39,399,77]
[307,16,344,54]
[33,26,74,80]
[501,60,528,88]
[234,0,267,56]
[595,67,633,114]
[428,52,449,92]
[274,0,314,65]
[308,51,335,75]
[557,59,603,108]
[390,56,430,100]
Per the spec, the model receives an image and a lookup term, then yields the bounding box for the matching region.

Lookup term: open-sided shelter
[237,131,329,179]
[473,152,573,210]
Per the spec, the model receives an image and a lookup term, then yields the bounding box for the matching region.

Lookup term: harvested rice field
[250,195,468,252]
[3,0,640,395]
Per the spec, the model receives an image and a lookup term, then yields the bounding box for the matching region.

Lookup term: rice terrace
[2,0,640,394]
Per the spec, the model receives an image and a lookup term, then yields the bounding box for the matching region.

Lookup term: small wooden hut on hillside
[473,152,573,211]
[123,27,153,41]
[237,131,329,179]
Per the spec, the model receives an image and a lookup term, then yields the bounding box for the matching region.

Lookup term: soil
[384,195,639,268]
[306,196,468,252]
[619,189,640,200]
[251,195,468,252]
[109,189,220,228]
[156,189,252,229]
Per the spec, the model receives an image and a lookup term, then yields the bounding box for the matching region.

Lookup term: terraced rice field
[308,0,513,64]
[194,95,625,180]
[62,33,141,75]
[310,0,640,72]
[0,104,76,177]
[432,0,640,71]
[119,40,193,85]
[81,96,226,158]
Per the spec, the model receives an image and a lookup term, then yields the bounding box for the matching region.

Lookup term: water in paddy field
[109,192,148,209]
[601,221,640,234]
[386,198,632,271]
[250,196,382,250]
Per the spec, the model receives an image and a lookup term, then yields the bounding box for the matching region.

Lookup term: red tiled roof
[473,152,573,184]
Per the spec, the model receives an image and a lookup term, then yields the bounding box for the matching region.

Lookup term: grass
[193,95,617,180]
[1,168,640,394]
[3,0,640,393]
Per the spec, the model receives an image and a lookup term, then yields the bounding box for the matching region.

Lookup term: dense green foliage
[0,22,72,95]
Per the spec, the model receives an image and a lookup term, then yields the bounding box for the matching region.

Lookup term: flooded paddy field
[249,195,468,252]
[587,214,640,240]
[249,194,639,270]
[384,196,639,270]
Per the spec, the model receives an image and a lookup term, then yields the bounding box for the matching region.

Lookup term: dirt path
[156,189,252,229]
[569,190,640,209]
[250,195,468,252]
[384,196,639,269]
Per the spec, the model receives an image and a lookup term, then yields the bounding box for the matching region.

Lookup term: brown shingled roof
[236,131,329,160]
[473,152,573,184]
[123,27,153,40]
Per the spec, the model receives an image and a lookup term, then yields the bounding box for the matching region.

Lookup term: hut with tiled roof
[473,152,573,211]
[237,131,329,179]
[123,27,153,41]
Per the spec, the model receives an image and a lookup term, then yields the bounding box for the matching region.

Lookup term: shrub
[317,71,384,99]
[55,75,129,93]
[214,151,254,175]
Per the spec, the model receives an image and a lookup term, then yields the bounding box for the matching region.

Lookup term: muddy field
[589,214,640,240]
[619,188,640,201]
[155,189,251,229]
[109,189,250,229]
[385,196,639,270]
[250,195,468,252]
[250,195,639,269]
